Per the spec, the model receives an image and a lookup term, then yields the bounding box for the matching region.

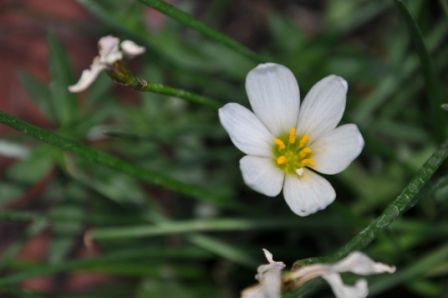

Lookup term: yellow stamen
[299,147,312,158]
[301,158,315,168]
[274,138,286,150]
[289,128,296,144]
[276,156,287,165]
[299,134,309,148]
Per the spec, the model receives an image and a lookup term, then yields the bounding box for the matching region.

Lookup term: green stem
[295,137,448,267]
[0,112,232,208]
[137,0,266,63]
[108,62,222,109]
[395,0,447,141]
[90,217,345,239]
[0,247,209,286]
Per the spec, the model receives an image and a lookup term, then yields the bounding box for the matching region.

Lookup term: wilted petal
[289,252,395,298]
[297,75,347,142]
[331,252,396,275]
[322,273,368,298]
[241,249,285,298]
[283,170,335,216]
[240,156,284,197]
[68,58,106,93]
[219,103,273,157]
[98,35,122,64]
[245,63,300,136]
[312,124,364,175]
[121,40,146,57]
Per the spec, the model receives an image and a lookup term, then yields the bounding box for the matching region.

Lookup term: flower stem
[137,0,266,63]
[107,62,222,110]
[395,0,447,142]
[295,137,448,267]
[0,111,232,208]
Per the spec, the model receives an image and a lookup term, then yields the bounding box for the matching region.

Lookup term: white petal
[240,156,284,197]
[98,35,122,64]
[68,58,106,93]
[219,103,274,157]
[331,252,396,275]
[297,75,348,142]
[283,170,335,216]
[322,273,368,298]
[121,40,146,58]
[245,63,300,136]
[311,124,364,175]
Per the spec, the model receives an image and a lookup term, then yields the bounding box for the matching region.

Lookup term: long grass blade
[0,112,233,208]
[138,0,266,63]
[395,0,447,141]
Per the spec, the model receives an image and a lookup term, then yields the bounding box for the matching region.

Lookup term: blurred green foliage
[1,0,448,297]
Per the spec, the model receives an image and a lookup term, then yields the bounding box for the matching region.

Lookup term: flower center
[272,128,315,176]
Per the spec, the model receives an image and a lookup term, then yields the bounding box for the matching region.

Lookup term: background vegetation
[0,0,447,297]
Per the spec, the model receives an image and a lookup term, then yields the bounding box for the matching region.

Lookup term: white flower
[289,252,396,298]
[218,63,364,216]
[68,35,145,93]
[241,249,285,298]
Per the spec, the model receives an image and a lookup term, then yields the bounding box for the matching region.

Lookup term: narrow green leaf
[369,244,448,295]
[395,0,447,141]
[188,234,258,268]
[17,71,52,120]
[293,136,448,268]
[0,247,209,286]
[137,0,266,63]
[90,216,347,240]
[0,112,233,208]
[47,32,78,125]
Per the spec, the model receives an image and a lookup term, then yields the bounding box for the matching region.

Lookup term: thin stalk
[284,138,448,297]
[395,0,447,141]
[137,0,266,63]
[107,62,222,110]
[295,137,448,267]
[0,247,209,286]
[0,112,232,208]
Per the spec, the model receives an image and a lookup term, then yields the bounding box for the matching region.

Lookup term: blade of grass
[0,246,210,286]
[295,136,448,267]
[137,0,266,63]
[17,71,52,120]
[47,32,78,126]
[395,0,447,141]
[353,20,448,125]
[90,216,348,240]
[0,112,233,208]
[284,137,448,296]
[188,234,258,268]
[369,244,448,295]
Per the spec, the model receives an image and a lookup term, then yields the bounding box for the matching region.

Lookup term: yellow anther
[289,128,296,144]
[276,156,287,165]
[301,158,315,168]
[299,134,309,148]
[274,138,286,150]
[299,147,312,158]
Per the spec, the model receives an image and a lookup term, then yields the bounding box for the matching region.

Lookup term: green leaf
[395,0,447,141]
[47,32,78,126]
[293,136,448,269]
[17,71,52,120]
[137,0,266,63]
[0,111,234,208]
[0,246,210,286]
